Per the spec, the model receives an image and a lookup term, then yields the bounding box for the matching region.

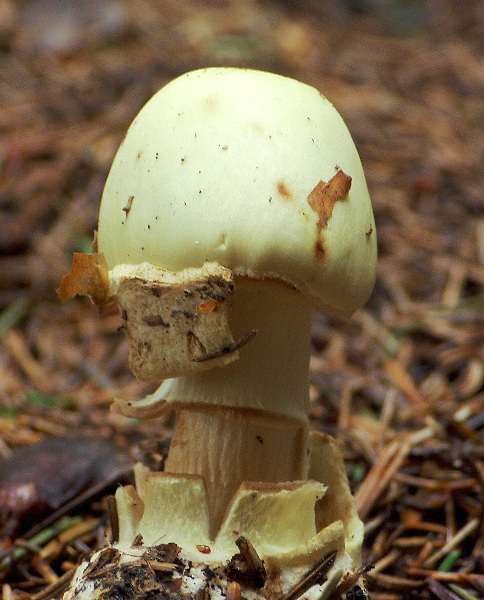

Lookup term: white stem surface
[159,278,313,421]
[161,279,313,534]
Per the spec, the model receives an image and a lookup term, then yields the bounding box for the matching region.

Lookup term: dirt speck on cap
[123,195,134,216]
[277,181,293,200]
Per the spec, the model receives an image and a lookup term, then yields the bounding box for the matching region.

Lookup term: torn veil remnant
[110,261,240,380]
[60,67,377,600]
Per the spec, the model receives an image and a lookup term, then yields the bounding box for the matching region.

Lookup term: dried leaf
[0,437,132,536]
[225,536,267,589]
[56,253,112,310]
[307,169,352,231]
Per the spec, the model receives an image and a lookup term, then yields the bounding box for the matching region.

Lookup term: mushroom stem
[165,407,309,537]
[160,278,313,536]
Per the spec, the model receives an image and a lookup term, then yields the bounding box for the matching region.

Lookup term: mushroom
[60,67,376,599]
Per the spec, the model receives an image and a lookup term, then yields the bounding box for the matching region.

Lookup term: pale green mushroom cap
[97,67,376,316]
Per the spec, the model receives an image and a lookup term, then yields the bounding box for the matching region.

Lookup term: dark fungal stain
[211,276,232,290]
[150,286,164,297]
[171,309,196,320]
[138,340,152,353]
[192,289,227,302]
[315,237,326,262]
[142,314,170,327]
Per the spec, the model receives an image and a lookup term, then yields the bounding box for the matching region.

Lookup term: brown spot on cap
[307,169,352,231]
[250,123,264,135]
[277,181,293,200]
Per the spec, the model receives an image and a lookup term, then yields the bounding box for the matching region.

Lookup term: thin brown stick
[278,552,337,600]
[421,518,480,569]
[355,439,411,519]
[30,569,76,600]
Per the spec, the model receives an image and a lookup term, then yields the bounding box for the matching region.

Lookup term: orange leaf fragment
[56,252,112,311]
[197,299,218,314]
[307,169,352,231]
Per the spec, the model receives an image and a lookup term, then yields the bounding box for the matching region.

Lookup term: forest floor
[0,1,482,598]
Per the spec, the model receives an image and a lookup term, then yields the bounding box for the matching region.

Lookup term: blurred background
[0,1,482,598]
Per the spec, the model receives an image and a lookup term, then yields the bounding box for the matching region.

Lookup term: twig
[30,569,76,600]
[355,439,411,519]
[0,517,82,572]
[422,519,480,569]
[107,495,119,544]
[368,549,401,575]
[407,570,484,584]
[40,517,101,561]
[278,552,336,600]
